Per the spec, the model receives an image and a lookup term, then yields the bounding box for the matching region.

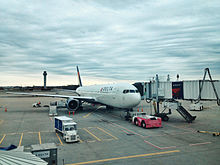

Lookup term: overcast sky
[0,0,220,86]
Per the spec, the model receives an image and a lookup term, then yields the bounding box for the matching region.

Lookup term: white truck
[54,116,80,143]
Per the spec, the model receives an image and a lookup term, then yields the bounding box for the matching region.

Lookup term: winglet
[76,66,82,87]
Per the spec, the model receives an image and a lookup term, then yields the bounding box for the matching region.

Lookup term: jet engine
[67,99,80,111]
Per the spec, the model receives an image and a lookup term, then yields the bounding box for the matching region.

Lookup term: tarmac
[0,91,220,165]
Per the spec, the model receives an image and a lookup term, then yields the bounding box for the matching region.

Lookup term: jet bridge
[135,80,220,102]
[133,68,220,122]
[134,69,220,103]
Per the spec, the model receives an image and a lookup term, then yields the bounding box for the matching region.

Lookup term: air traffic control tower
[43,71,47,89]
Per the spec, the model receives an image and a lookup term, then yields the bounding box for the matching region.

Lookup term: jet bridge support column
[153,74,171,121]
[197,68,220,106]
[155,74,160,114]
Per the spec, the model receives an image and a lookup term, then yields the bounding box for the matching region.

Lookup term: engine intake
[67,99,80,111]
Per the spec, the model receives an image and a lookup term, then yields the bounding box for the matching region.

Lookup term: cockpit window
[123,90,129,94]
[123,89,139,94]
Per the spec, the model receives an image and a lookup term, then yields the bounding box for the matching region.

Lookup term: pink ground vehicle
[132,114,162,128]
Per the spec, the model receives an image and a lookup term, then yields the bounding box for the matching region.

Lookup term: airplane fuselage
[76,83,141,109]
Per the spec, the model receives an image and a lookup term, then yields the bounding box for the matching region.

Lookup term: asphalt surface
[0,92,220,165]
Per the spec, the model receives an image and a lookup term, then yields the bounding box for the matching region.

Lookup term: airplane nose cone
[135,94,141,105]
[130,94,141,107]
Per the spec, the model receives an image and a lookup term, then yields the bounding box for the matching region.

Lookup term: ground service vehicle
[132,114,162,128]
[54,116,79,142]
[32,101,41,107]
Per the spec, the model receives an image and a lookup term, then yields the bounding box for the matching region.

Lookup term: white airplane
[7,66,141,112]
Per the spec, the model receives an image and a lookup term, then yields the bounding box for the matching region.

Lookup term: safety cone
[69,111,70,116]
[141,108,143,112]
[137,108,139,112]
[5,108,7,112]
[73,112,75,117]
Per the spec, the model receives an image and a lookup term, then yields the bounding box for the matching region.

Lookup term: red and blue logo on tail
[76,66,82,87]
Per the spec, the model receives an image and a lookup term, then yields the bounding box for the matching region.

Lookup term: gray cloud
[0,0,220,85]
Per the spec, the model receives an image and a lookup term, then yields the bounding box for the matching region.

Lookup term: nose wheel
[124,108,133,121]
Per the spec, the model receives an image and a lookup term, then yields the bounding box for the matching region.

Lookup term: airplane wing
[6,92,96,103]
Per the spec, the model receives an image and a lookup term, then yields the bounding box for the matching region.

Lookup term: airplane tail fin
[76,66,82,87]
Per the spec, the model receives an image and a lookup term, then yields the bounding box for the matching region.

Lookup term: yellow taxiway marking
[0,120,4,125]
[83,128,101,141]
[56,133,63,145]
[83,112,93,118]
[19,133,23,146]
[83,107,103,118]
[97,127,118,140]
[0,134,6,144]
[66,150,180,165]
[86,140,96,143]
[38,132,42,144]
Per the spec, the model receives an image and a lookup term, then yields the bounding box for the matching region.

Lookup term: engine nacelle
[67,99,80,111]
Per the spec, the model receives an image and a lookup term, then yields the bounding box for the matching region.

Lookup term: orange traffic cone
[5,108,7,112]
[69,111,70,116]
[73,112,75,116]
[137,108,139,112]
[141,108,143,112]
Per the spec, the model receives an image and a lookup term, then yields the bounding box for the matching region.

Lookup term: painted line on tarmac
[83,107,103,118]
[56,133,63,145]
[66,150,180,165]
[79,139,83,143]
[78,127,97,129]
[4,130,54,135]
[96,127,118,140]
[19,133,23,146]
[144,140,162,149]
[87,127,96,129]
[110,122,144,137]
[38,132,42,144]
[95,113,145,137]
[83,112,93,118]
[102,139,115,142]
[83,128,101,141]
[189,142,212,146]
[144,140,176,150]
[142,131,194,138]
[166,123,196,132]
[121,129,130,134]
[87,140,96,143]
[0,120,4,125]
[0,134,6,144]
